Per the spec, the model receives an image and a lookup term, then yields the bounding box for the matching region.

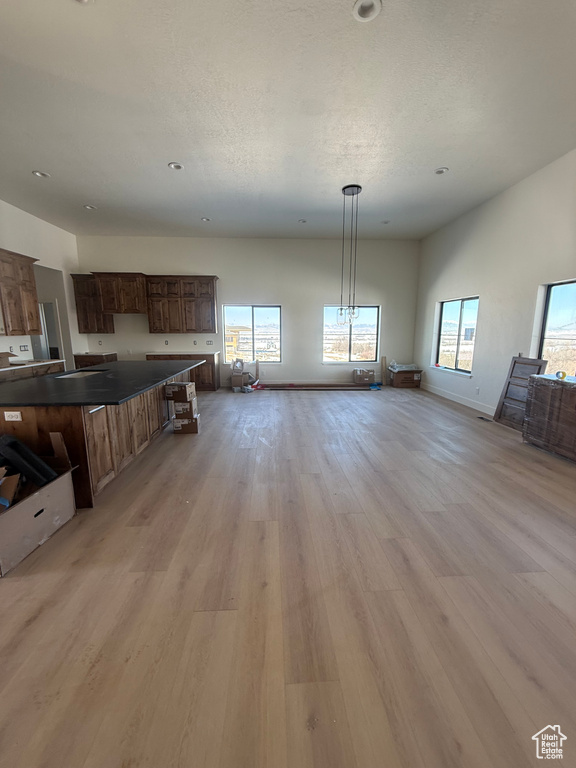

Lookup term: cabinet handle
[88,405,105,414]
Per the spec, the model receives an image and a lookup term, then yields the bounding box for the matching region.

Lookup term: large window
[539,280,576,373]
[323,306,379,362]
[436,297,479,372]
[223,305,281,363]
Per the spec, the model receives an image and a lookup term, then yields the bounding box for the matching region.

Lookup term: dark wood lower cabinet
[74,353,118,368]
[83,405,116,495]
[146,352,220,390]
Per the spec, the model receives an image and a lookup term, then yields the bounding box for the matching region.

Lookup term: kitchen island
[0,360,205,508]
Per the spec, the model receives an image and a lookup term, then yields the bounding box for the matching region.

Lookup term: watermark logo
[532,725,567,760]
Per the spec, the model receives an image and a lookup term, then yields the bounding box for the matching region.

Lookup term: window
[223,305,281,363]
[436,297,479,372]
[539,280,576,373]
[323,306,379,362]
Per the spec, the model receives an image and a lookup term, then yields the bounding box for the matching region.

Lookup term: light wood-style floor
[1,387,575,768]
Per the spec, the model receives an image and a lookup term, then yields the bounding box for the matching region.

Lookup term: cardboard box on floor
[164,381,196,402]
[0,432,76,577]
[353,368,375,384]
[174,397,199,419]
[173,413,201,434]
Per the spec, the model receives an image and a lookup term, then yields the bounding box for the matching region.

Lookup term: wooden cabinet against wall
[523,376,576,462]
[0,248,42,335]
[146,352,220,390]
[93,273,147,314]
[145,275,217,334]
[71,275,115,334]
[74,352,118,368]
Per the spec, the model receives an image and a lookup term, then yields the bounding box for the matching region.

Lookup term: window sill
[430,366,472,378]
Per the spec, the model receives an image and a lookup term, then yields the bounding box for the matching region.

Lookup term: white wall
[414,149,576,414]
[0,199,86,366]
[77,236,419,384]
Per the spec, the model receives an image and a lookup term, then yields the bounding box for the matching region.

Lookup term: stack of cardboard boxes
[164,381,201,434]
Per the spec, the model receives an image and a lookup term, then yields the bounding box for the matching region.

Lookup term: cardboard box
[0,433,76,577]
[164,381,196,402]
[231,372,251,387]
[353,368,375,384]
[0,351,18,368]
[390,370,422,388]
[174,397,199,419]
[173,414,201,434]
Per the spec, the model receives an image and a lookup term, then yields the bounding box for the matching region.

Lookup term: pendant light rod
[338,184,362,324]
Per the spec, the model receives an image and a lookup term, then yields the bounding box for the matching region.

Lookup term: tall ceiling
[1,0,575,239]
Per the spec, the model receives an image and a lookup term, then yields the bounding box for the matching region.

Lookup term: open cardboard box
[0,433,76,576]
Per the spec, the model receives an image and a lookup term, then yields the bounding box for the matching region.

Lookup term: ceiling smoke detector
[201,217,211,222]
[83,204,98,210]
[298,219,307,224]
[352,0,382,22]
[435,167,450,175]
[168,162,184,170]
[32,170,50,178]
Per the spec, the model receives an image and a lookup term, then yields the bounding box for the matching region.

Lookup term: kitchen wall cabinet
[146,275,218,333]
[93,272,147,314]
[71,275,115,334]
[0,248,42,335]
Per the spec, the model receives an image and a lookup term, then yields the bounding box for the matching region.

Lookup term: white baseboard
[421,383,495,416]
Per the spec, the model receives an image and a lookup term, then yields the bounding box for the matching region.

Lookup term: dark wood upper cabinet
[71,274,115,334]
[146,275,217,333]
[93,272,147,314]
[0,248,42,336]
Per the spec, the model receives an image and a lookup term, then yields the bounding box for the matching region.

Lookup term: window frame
[222,304,282,364]
[322,305,380,364]
[435,296,479,373]
[538,279,576,361]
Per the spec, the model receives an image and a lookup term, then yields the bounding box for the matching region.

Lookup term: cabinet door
[128,393,150,454]
[181,277,215,298]
[97,276,121,313]
[84,405,116,495]
[147,298,167,333]
[146,387,163,438]
[0,256,17,283]
[182,298,215,332]
[120,275,147,314]
[21,284,42,334]
[107,402,135,473]
[0,284,26,335]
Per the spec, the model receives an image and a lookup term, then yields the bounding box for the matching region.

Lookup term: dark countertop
[0,360,205,407]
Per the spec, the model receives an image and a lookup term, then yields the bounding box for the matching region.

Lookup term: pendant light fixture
[337,184,362,326]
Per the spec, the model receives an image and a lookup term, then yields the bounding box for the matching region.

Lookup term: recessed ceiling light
[168,162,184,170]
[352,0,382,22]
[298,219,307,224]
[435,167,449,175]
[381,220,390,224]
[75,0,92,4]
[32,170,50,178]
[83,204,98,211]
[201,217,211,222]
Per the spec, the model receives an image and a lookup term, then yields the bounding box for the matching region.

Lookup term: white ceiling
[0,0,575,239]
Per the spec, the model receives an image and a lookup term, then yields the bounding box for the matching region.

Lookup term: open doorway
[30,302,63,360]
[33,265,74,368]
